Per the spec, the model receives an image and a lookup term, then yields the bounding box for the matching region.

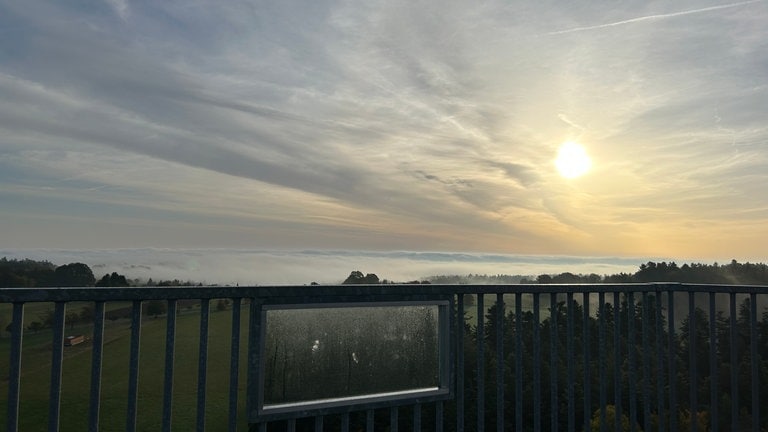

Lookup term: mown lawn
[0,301,250,431]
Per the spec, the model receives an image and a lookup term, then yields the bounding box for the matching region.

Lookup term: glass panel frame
[248,298,453,421]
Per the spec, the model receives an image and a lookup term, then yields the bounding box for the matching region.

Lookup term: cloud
[1,0,768,258]
[546,0,762,36]
[0,248,647,285]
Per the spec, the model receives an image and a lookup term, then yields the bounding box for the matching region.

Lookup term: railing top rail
[1,282,767,303]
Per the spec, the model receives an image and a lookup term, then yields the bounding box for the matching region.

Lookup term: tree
[96,272,129,287]
[27,321,43,334]
[80,305,94,322]
[342,271,380,284]
[590,405,642,432]
[39,308,55,329]
[66,311,80,330]
[146,300,167,317]
[54,263,95,287]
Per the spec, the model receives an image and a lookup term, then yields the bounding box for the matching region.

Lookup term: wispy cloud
[547,0,762,35]
[1,0,768,258]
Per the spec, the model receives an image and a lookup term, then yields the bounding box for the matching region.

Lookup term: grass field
[0,301,250,431]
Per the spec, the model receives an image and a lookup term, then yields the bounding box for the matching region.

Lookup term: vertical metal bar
[457,294,465,432]
[7,303,24,432]
[314,415,323,432]
[197,298,210,432]
[126,300,142,432]
[614,292,622,432]
[49,301,66,432]
[246,300,261,426]
[341,412,350,432]
[414,402,422,432]
[287,419,296,432]
[436,400,444,432]
[162,300,177,432]
[656,293,665,432]
[750,293,758,432]
[642,293,651,432]
[515,293,523,432]
[709,292,718,432]
[88,301,106,432]
[628,292,637,432]
[477,294,485,432]
[599,292,606,432]
[729,293,738,432]
[550,293,558,432]
[496,293,504,432]
[668,291,677,432]
[391,407,399,432]
[228,298,242,432]
[567,292,575,432]
[367,409,374,432]
[688,292,697,432]
[583,292,591,432]
[533,293,541,432]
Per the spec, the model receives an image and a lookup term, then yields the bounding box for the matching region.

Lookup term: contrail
[547,0,761,35]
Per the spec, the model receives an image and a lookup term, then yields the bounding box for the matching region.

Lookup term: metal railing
[1,283,766,431]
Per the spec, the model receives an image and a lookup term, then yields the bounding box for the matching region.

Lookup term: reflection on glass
[263,305,439,407]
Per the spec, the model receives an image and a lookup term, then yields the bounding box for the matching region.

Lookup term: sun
[555,141,591,179]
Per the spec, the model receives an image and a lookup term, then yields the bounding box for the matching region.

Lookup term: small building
[64,335,84,346]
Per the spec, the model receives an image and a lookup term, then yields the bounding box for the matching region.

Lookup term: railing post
[7,303,25,432]
[656,292,665,432]
[126,300,142,432]
[628,292,637,432]
[48,301,66,432]
[642,292,651,432]
[162,299,178,432]
[88,301,106,432]
[533,293,541,432]
[550,293,558,432]
[614,292,622,432]
[708,292,718,432]
[688,292,697,432]
[565,291,568,431]
[476,294,485,432]
[515,293,523,432]
[750,293,759,432]
[729,293,738,432]
[391,406,399,432]
[668,291,677,432]
[196,298,210,432]
[457,293,465,432]
[228,298,242,432]
[246,299,261,427]
[583,292,591,432]
[496,293,504,432]
[599,292,606,432]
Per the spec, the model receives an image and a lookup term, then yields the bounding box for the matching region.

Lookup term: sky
[2,0,768,268]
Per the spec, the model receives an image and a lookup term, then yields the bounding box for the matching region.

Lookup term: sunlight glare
[555,141,591,179]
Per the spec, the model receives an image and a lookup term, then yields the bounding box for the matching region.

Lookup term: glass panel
[262,304,440,407]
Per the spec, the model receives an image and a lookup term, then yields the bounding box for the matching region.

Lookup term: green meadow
[0,301,250,431]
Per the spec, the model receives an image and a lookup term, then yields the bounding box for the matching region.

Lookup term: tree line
[0,257,202,288]
[424,260,768,286]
